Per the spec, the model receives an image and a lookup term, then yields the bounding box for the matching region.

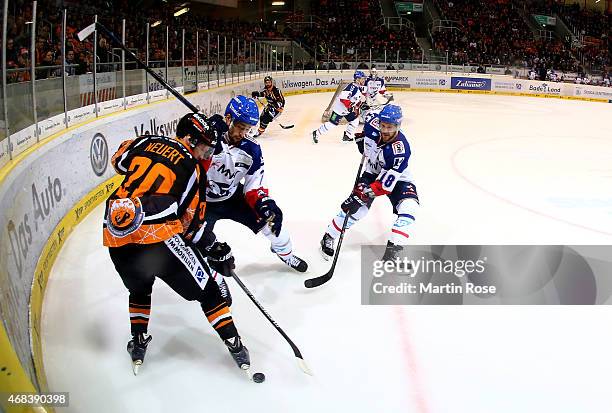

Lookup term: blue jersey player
[197,96,308,273]
[320,105,419,261]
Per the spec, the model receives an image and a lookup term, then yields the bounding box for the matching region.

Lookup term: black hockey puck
[252,372,265,383]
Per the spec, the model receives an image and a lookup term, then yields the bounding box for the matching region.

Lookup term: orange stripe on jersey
[205,303,225,316]
[129,302,150,308]
[206,306,230,323]
[130,319,149,324]
[129,308,151,315]
[215,319,234,330]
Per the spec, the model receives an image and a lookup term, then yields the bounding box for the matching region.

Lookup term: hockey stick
[77,22,199,113]
[304,152,367,289]
[229,268,313,376]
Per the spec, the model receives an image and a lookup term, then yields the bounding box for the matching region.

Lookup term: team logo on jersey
[207,181,232,199]
[392,141,405,155]
[370,116,380,129]
[393,157,405,169]
[218,163,239,179]
[90,132,109,176]
[165,235,210,289]
[107,197,144,237]
[195,268,206,283]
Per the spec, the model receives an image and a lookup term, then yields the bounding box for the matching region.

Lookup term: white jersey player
[365,68,386,98]
[312,70,367,143]
[320,104,419,262]
[198,96,308,272]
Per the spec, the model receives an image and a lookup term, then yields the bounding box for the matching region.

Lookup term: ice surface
[42,92,612,412]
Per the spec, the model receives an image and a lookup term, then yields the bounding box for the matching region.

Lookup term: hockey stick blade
[298,358,313,376]
[304,152,368,289]
[279,124,294,129]
[229,269,312,376]
[304,270,332,288]
[77,23,96,41]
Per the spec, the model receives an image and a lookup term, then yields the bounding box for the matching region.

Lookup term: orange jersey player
[103,112,251,375]
[250,75,285,138]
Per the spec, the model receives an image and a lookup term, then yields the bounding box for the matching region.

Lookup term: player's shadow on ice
[237,261,295,278]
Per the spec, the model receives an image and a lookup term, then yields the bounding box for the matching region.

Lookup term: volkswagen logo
[90,133,109,176]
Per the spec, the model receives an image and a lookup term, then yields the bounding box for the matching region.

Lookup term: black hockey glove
[255,197,283,236]
[355,132,365,154]
[251,91,261,98]
[206,241,235,277]
[341,183,374,215]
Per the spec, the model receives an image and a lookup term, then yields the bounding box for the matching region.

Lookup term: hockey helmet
[224,95,260,126]
[353,70,367,81]
[379,104,403,126]
[264,75,274,88]
[176,112,218,148]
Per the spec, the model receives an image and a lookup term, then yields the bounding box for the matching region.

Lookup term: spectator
[65,49,77,76]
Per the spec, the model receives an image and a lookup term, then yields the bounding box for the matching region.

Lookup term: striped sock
[203,302,238,340]
[129,294,151,336]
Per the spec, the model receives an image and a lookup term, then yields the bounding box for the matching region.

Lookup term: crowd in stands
[3,0,610,85]
[428,0,610,85]
[284,0,422,62]
[432,0,582,72]
[520,0,609,73]
[4,0,280,84]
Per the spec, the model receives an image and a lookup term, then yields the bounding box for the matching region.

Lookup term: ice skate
[274,250,308,272]
[127,333,152,375]
[381,241,403,262]
[320,233,335,260]
[225,336,250,370]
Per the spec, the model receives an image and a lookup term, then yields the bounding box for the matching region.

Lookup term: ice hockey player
[251,75,285,138]
[319,104,419,262]
[198,95,308,272]
[364,68,392,106]
[312,70,367,143]
[361,68,393,122]
[103,112,250,375]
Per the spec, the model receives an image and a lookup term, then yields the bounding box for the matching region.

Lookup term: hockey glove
[355,132,365,154]
[206,241,235,277]
[255,197,283,236]
[341,183,375,215]
[251,91,260,98]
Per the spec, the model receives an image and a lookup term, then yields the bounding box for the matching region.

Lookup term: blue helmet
[354,70,367,81]
[379,104,403,126]
[224,95,259,126]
